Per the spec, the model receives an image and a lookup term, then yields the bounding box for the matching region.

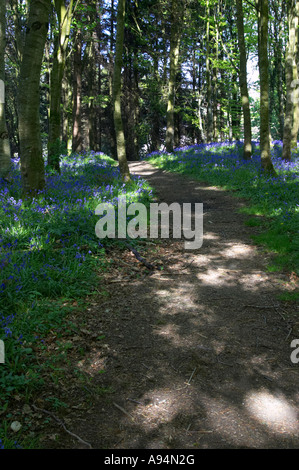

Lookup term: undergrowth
[0,151,153,447]
[146,140,299,288]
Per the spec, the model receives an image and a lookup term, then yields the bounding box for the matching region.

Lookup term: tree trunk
[236,0,252,160]
[282,0,299,161]
[18,0,51,196]
[165,0,184,152]
[72,30,82,153]
[0,0,11,180]
[205,1,213,143]
[274,5,285,140]
[113,0,130,181]
[62,63,72,153]
[86,38,96,151]
[48,0,74,171]
[212,4,219,142]
[256,0,276,174]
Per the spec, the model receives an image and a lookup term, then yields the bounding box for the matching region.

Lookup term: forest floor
[34,161,299,449]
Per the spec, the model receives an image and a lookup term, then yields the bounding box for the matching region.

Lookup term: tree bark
[165,0,184,152]
[273,4,285,140]
[62,61,72,153]
[18,0,51,196]
[0,0,11,180]
[72,29,82,153]
[212,4,219,142]
[236,0,252,160]
[113,0,130,181]
[48,0,74,171]
[282,0,299,161]
[256,0,276,174]
[205,0,213,143]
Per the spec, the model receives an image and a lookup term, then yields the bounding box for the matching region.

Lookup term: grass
[146,140,299,284]
[0,150,153,448]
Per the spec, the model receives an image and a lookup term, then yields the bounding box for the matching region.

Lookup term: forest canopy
[0,0,298,191]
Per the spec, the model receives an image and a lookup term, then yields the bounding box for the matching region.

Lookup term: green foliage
[0,152,153,447]
[147,141,299,278]
[47,138,67,168]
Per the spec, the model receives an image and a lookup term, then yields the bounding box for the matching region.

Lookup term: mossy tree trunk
[48,0,74,171]
[282,0,299,161]
[0,0,11,180]
[165,0,184,153]
[72,29,83,153]
[236,0,252,160]
[18,0,51,196]
[256,0,276,174]
[113,0,131,182]
[205,1,213,144]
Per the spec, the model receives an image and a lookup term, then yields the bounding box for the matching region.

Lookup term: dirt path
[40,161,299,449]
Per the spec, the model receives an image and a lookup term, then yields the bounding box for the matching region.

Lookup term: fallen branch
[32,404,92,449]
[124,242,162,271]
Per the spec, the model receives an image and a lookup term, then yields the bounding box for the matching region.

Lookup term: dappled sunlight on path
[48,161,298,449]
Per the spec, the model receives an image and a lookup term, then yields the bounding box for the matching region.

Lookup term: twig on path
[186,423,192,433]
[242,304,278,310]
[127,398,144,406]
[180,259,196,271]
[32,404,92,449]
[113,402,134,421]
[124,242,161,271]
[186,367,197,385]
[285,326,293,340]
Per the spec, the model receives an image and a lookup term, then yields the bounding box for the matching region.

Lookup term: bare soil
[30,162,299,449]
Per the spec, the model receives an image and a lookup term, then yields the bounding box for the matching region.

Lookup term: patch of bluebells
[146,140,299,252]
[0,439,22,449]
[0,151,152,343]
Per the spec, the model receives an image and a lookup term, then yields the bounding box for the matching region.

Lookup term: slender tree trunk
[18,0,51,196]
[165,0,184,152]
[0,0,11,180]
[86,37,96,151]
[48,0,74,170]
[212,4,219,142]
[108,0,116,158]
[123,34,139,161]
[197,46,206,143]
[109,0,115,98]
[113,0,130,181]
[150,51,161,151]
[94,2,103,151]
[274,5,285,140]
[236,0,252,159]
[256,0,276,174]
[282,0,299,161]
[62,60,72,153]
[72,30,82,153]
[205,1,213,143]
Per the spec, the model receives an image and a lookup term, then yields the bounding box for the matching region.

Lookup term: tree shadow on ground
[40,162,299,449]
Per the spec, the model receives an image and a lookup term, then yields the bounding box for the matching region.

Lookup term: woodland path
[41,161,299,449]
